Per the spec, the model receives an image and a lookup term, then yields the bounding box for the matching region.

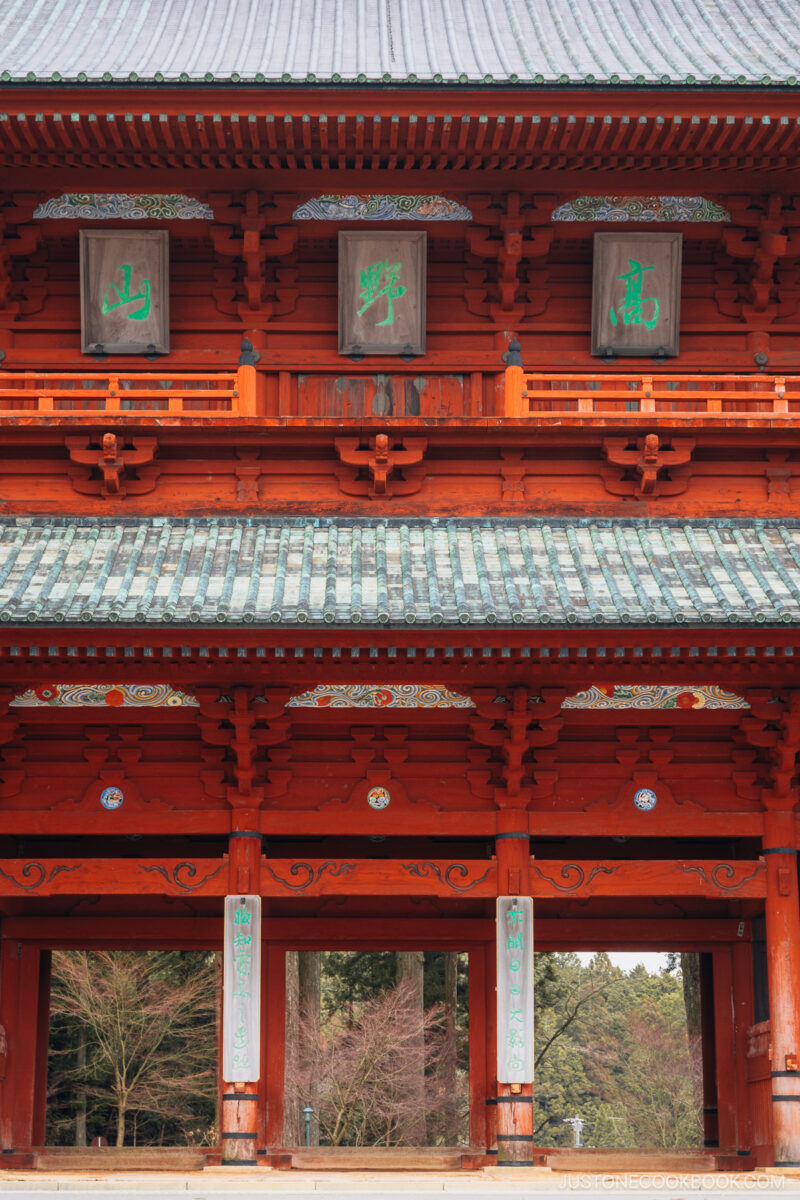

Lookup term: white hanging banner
[223,895,261,1082]
[496,896,534,1084]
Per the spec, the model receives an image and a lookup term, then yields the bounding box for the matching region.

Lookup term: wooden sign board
[497,896,534,1084]
[80,229,169,354]
[339,231,426,356]
[223,895,261,1082]
[591,232,682,357]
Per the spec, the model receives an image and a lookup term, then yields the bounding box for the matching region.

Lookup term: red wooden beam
[1,915,749,949]
[0,856,766,899]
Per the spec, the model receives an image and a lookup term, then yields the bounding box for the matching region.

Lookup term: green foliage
[534,953,702,1148]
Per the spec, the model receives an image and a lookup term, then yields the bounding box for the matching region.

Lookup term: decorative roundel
[100,786,125,811]
[633,787,657,812]
[367,785,391,810]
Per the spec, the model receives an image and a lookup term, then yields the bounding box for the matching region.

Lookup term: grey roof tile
[2,516,800,628]
[1,0,800,87]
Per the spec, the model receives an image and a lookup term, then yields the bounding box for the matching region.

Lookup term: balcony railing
[504,364,800,421]
[1,360,799,425]
[0,367,252,416]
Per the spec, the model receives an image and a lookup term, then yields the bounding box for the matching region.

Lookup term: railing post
[640,375,655,413]
[504,340,526,418]
[236,339,259,417]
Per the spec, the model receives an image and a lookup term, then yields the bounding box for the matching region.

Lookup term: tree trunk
[680,952,704,1120]
[75,1027,87,1147]
[284,951,302,1146]
[396,950,426,1145]
[299,952,321,1146]
[443,952,459,1144]
[116,1099,125,1147]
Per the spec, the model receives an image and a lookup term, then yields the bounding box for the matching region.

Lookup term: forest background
[46,949,701,1150]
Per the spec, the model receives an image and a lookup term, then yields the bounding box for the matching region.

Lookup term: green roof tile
[1,517,800,629]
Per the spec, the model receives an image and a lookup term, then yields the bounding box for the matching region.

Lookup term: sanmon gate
[1,0,800,1172]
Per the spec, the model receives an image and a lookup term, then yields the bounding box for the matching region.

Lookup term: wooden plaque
[338,231,426,355]
[591,232,682,357]
[223,895,261,1082]
[80,229,169,354]
[497,896,534,1084]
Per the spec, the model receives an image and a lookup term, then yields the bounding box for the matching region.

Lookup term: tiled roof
[1,0,799,88]
[1,517,800,628]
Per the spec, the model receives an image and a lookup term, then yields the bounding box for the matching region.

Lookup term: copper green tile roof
[2,516,800,628]
[1,0,799,88]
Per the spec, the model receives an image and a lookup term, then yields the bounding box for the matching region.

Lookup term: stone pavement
[1,1170,800,1199]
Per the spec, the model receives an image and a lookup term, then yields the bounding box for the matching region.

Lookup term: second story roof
[1,0,800,89]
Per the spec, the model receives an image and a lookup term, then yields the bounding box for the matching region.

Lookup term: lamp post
[303,1105,314,1147]
[563,1115,585,1147]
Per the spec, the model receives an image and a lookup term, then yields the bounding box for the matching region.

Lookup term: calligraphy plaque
[80,229,169,354]
[338,231,426,355]
[591,232,682,357]
[497,896,534,1084]
[223,894,261,1082]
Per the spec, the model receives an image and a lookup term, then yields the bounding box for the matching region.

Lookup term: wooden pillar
[713,946,737,1150]
[468,944,488,1150]
[486,934,498,1158]
[32,950,51,1147]
[494,811,533,1166]
[700,952,719,1150]
[220,826,262,1166]
[0,939,42,1150]
[763,807,800,1166]
[264,942,286,1148]
[732,937,755,1157]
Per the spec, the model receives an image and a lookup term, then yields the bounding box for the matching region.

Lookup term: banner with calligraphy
[80,229,169,354]
[591,232,682,357]
[496,896,534,1084]
[223,894,261,1082]
[338,231,426,355]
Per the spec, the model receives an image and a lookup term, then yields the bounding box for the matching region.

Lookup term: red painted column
[700,953,719,1151]
[220,822,262,1166]
[467,943,488,1151]
[263,941,286,1148]
[0,940,41,1150]
[0,937,20,1150]
[485,933,498,1158]
[713,946,737,1151]
[32,950,51,1147]
[732,937,755,1158]
[494,810,533,1166]
[763,806,800,1166]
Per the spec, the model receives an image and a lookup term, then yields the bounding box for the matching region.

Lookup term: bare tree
[49,951,217,1147]
[286,980,454,1147]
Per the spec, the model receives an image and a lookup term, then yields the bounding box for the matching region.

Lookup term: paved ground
[2,1171,800,1199]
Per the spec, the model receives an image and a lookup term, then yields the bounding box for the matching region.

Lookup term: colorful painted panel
[286,684,474,708]
[552,196,730,223]
[293,194,472,221]
[11,684,198,707]
[34,193,214,220]
[562,685,748,710]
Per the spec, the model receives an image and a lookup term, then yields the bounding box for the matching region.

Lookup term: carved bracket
[335,434,427,498]
[0,194,42,324]
[602,434,694,498]
[197,687,291,805]
[468,687,564,805]
[210,190,298,323]
[722,194,797,320]
[467,193,553,321]
[66,434,159,498]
